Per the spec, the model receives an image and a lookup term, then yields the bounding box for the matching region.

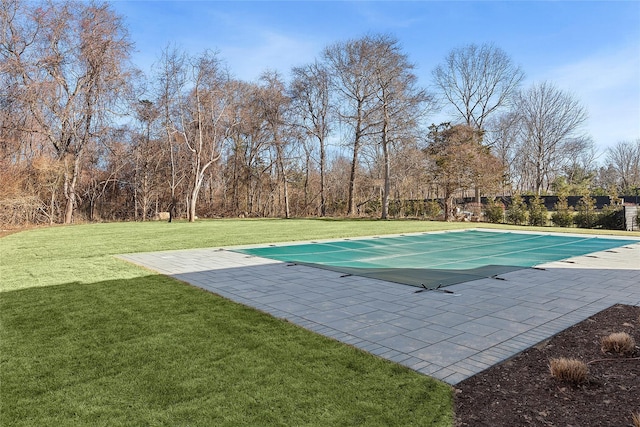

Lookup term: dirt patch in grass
[455,304,640,427]
[0,228,26,238]
[0,224,46,238]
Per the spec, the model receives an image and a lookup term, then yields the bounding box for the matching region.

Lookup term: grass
[2,218,639,426]
[1,218,477,293]
[1,218,464,426]
[2,277,451,426]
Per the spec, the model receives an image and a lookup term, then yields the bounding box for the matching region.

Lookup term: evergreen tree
[597,205,624,230]
[574,192,597,228]
[506,194,527,225]
[551,195,573,227]
[483,197,504,223]
[528,195,548,226]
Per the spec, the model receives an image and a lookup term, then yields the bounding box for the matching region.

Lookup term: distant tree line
[2,0,639,226]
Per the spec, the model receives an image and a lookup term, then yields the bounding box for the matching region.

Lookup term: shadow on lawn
[0,275,454,427]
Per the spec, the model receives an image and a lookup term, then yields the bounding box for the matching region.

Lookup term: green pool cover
[234,230,639,289]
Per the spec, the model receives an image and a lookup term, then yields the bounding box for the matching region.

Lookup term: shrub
[597,204,624,230]
[388,199,402,217]
[424,200,441,220]
[600,332,636,355]
[551,196,573,227]
[483,197,504,223]
[402,200,420,217]
[528,195,548,226]
[505,193,527,225]
[574,194,598,228]
[548,357,588,383]
[364,198,381,216]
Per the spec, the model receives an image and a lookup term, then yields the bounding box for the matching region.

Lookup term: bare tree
[370,35,432,219]
[323,35,381,216]
[432,43,524,203]
[153,47,238,222]
[257,71,292,218]
[0,1,49,223]
[485,112,519,194]
[605,139,640,194]
[559,137,598,193]
[131,99,162,220]
[290,61,331,216]
[432,43,524,130]
[178,52,234,222]
[514,81,589,195]
[154,45,189,221]
[224,80,271,216]
[2,0,133,223]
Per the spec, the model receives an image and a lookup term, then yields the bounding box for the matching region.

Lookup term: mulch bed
[455,304,640,427]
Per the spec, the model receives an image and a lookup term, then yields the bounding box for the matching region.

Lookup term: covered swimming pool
[234,229,639,289]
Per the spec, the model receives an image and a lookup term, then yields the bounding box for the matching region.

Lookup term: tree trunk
[319,138,326,217]
[63,154,81,224]
[168,197,176,223]
[188,191,197,222]
[381,107,390,220]
[49,188,56,225]
[283,173,290,219]
[443,187,454,221]
[347,141,360,216]
[276,145,290,219]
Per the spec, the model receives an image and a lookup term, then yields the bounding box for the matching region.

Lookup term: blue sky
[109,1,640,153]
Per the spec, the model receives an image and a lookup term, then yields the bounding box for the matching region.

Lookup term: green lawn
[1,219,464,427]
[2,219,638,426]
